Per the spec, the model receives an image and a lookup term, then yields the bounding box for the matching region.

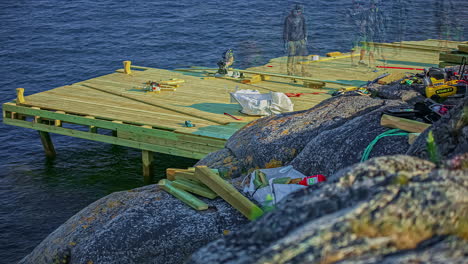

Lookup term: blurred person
[283,4,308,79]
[347,0,368,66]
[364,0,388,67]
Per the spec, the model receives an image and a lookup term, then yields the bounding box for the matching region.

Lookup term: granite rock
[20,185,248,264]
[188,155,468,264]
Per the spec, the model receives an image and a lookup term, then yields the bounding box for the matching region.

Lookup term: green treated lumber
[366,41,451,52]
[439,62,459,68]
[3,118,208,160]
[159,179,208,210]
[172,179,218,199]
[380,114,431,133]
[175,172,202,183]
[38,131,56,158]
[194,166,263,220]
[142,150,154,184]
[3,103,177,138]
[7,102,176,132]
[174,68,352,87]
[439,52,468,64]
[81,84,229,125]
[458,44,468,54]
[4,102,227,147]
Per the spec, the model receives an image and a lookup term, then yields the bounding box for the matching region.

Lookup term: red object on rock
[298,174,326,186]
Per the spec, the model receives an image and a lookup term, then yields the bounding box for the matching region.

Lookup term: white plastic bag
[230,90,294,116]
[243,166,307,205]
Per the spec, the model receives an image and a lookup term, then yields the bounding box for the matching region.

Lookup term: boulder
[407,96,468,161]
[20,185,248,264]
[188,155,468,264]
[197,95,412,178]
[368,82,426,104]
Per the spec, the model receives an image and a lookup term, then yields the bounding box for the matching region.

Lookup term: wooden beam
[159,179,208,210]
[112,120,122,137]
[38,131,56,158]
[3,103,178,138]
[458,44,468,54]
[172,179,217,199]
[194,166,263,220]
[3,118,208,159]
[85,116,97,133]
[380,114,431,133]
[439,52,468,64]
[174,68,351,86]
[81,84,229,125]
[54,110,65,127]
[142,150,154,183]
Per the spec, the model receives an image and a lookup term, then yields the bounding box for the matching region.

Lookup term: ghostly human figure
[283,4,308,78]
[434,0,464,44]
[347,0,367,65]
[365,0,388,67]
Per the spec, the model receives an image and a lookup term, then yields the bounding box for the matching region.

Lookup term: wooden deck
[2,39,465,180]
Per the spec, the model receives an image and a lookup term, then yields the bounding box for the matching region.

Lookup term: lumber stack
[160,166,264,220]
[439,44,468,68]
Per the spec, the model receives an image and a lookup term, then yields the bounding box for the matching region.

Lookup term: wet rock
[20,185,248,264]
[197,95,412,178]
[188,155,468,264]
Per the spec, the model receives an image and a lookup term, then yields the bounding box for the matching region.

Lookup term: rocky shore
[20,77,467,263]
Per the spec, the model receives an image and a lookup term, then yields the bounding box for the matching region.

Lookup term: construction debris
[159,179,209,211]
[171,179,218,199]
[194,166,264,221]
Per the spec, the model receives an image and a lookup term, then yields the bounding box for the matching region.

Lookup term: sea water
[0,0,466,262]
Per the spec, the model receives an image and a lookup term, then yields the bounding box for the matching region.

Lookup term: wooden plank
[24,93,217,129]
[142,150,154,183]
[166,168,191,181]
[117,131,222,155]
[439,52,468,64]
[368,42,451,52]
[174,171,201,183]
[81,83,230,125]
[175,68,351,87]
[3,118,208,159]
[380,114,431,133]
[377,72,409,85]
[3,103,178,139]
[42,87,218,124]
[38,131,56,158]
[172,179,217,199]
[194,166,263,220]
[159,179,208,211]
[458,44,468,54]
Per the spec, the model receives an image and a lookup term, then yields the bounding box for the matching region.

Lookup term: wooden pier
[2,39,464,182]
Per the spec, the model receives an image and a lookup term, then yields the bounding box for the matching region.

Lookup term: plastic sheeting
[243,166,307,206]
[230,89,294,116]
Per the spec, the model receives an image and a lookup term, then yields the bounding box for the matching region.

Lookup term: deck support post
[38,131,56,159]
[142,150,154,183]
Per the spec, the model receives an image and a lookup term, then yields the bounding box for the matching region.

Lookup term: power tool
[424,58,467,99]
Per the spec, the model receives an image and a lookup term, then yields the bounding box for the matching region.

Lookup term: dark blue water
[1,0,466,262]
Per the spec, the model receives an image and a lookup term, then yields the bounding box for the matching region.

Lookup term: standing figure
[364,0,388,67]
[283,4,308,78]
[347,0,367,65]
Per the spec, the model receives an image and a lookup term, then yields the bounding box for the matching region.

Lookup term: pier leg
[39,131,56,159]
[142,150,154,184]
